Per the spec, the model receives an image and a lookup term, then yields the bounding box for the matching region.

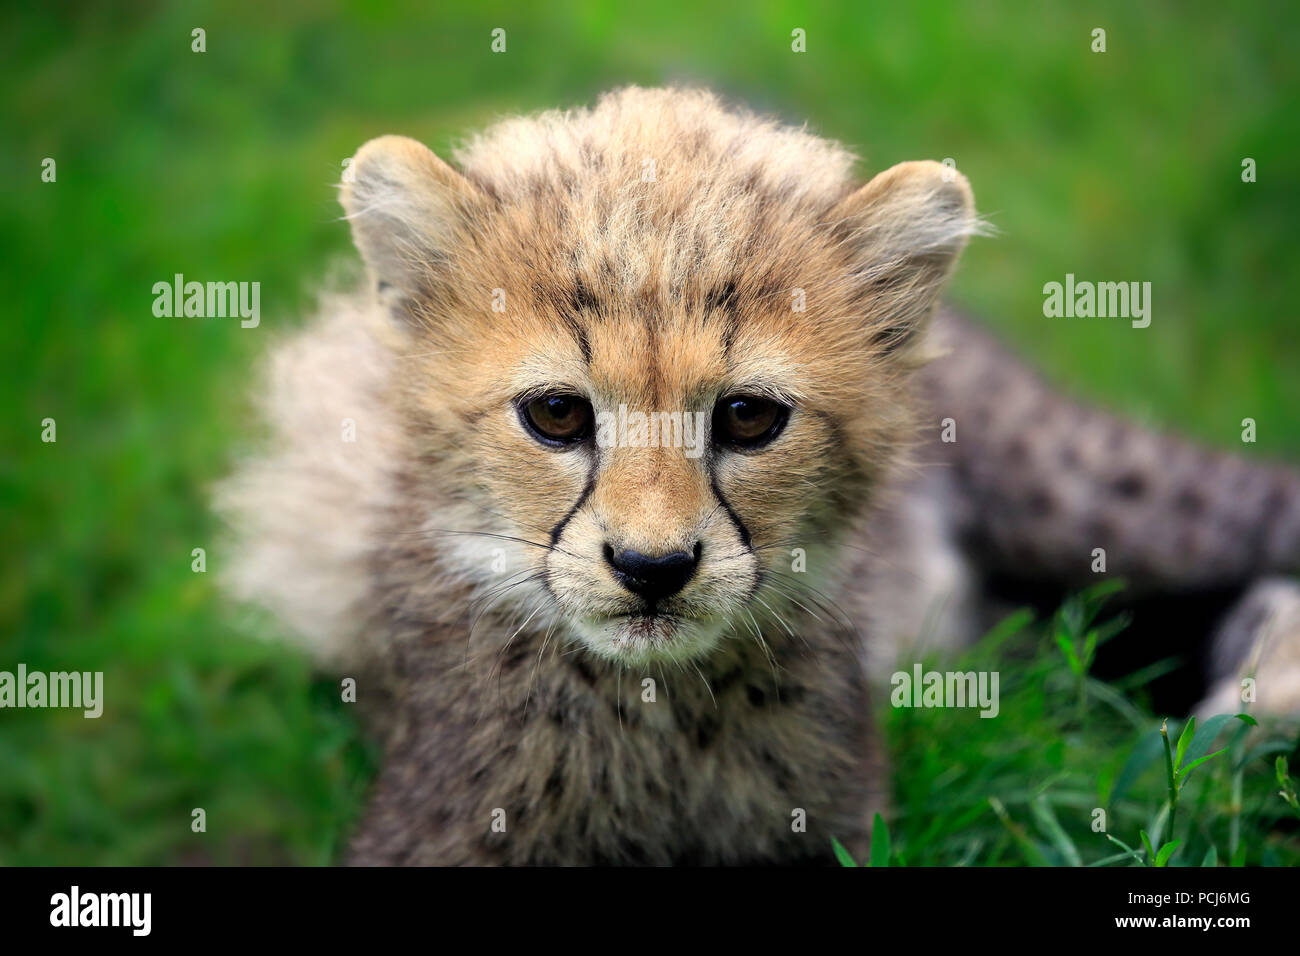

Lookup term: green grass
[880,586,1300,867]
[2,1,1298,864]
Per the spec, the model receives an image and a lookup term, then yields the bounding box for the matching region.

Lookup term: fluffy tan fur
[218,87,1299,865]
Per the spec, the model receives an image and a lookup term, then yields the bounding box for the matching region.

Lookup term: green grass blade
[869,812,891,867]
[831,836,858,867]
[1139,830,1155,865]
[1178,748,1228,779]
[1104,834,1145,867]
[1174,717,1195,770]
[1155,840,1181,868]
[1185,713,1255,767]
[989,797,1049,866]
[1054,632,1081,675]
[1030,796,1082,867]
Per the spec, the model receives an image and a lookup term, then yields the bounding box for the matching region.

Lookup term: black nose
[604,543,701,602]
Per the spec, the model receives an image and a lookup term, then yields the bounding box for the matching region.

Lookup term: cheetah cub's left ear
[340,135,486,324]
[831,160,979,354]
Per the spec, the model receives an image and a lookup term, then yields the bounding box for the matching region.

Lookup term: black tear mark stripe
[550,465,598,546]
[709,474,753,551]
[705,443,754,552]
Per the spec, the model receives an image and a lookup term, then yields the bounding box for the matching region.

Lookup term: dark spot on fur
[746,685,766,707]
[543,765,565,799]
[760,748,796,791]
[705,279,740,314]
[561,313,591,364]
[1173,526,1205,560]
[610,842,654,866]
[581,141,606,173]
[778,683,808,706]
[712,667,744,696]
[530,279,552,310]
[869,322,915,355]
[1025,487,1055,517]
[524,172,547,198]
[1112,471,1147,499]
[634,281,658,313]
[669,697,693,732]
[1082,517,1120,547]
[1262,480,1287,517]
[570,276,599,314]
[1174,487,1207,516]
[750,275,784,308]
[500,642,531,671]
[867,269,910,298]
[722,312,739,359]
[570,657,599,688]
[693,713,720,749]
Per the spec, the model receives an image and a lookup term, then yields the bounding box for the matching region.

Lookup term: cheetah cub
[219,87,1300,865]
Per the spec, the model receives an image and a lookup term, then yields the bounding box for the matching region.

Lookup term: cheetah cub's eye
[519,394,594,447]
[712,395,790,450]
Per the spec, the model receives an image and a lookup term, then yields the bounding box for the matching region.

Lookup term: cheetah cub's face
[340,107,975,666]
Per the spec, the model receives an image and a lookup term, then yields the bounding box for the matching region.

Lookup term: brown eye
[713,395,790,449]
[521,394,594,445]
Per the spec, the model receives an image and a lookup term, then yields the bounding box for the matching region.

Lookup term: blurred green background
[2,1,1298,865]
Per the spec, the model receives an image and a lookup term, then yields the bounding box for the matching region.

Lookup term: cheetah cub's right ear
[340,135,486,324]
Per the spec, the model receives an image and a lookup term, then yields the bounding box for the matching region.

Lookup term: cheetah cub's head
[340,89,976,666]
